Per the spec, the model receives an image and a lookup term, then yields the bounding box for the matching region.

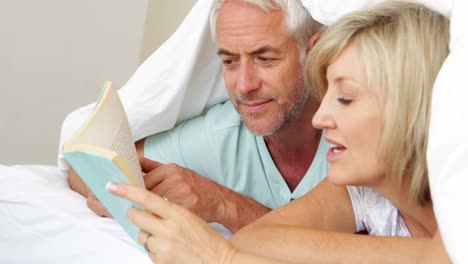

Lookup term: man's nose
[236,61,260,94]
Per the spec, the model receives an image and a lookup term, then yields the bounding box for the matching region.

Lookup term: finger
[148,252,157,264]
[144,168,169,190]
[87,191,112,217]
[149,184,171,201]
[85,186,95,199]
[108,182,171,219]
[138,231,162,258]
[138,230,154,252]
[140,157,164,174]
[138,230,150,246]
[88,191,99,201]
[87,196,111,217]
[128,207,165,237]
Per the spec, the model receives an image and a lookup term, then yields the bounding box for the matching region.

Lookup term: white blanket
[2,0,465,263]
[0,164,151,263]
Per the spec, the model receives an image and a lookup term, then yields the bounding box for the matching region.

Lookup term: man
[69,0,328,233]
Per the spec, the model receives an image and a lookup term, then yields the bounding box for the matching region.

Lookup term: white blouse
[347,186,411,237]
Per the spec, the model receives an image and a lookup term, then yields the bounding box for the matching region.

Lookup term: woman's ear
[306,32,322,54]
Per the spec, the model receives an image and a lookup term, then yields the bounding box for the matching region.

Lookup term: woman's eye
[337,98,352,105]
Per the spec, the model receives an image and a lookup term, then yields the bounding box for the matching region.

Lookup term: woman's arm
[231,179,357,262]
[231,179,450,263]
[109,179,450,264]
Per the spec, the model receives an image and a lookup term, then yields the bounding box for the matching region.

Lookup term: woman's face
[312,41,386,187]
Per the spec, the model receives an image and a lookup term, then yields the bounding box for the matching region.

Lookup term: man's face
[216,0,309,136]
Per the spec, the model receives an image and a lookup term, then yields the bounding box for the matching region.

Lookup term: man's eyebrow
[217,46,282,56]
[249,46,282,55]
[217,48,234,56]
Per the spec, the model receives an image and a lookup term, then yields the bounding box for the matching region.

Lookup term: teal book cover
[64,150,146,253]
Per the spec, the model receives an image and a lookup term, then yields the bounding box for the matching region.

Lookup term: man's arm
[68,168,87,197]
[231,180,449,263]
[69,136,272,229]
[68,168,111,216]
[141,157,271,233]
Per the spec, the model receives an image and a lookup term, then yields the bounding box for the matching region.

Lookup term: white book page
[66,82,144,187]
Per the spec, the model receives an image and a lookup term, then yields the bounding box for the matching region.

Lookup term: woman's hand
[108,182,236,264]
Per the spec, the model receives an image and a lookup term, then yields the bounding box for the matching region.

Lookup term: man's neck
[263,100,321,192]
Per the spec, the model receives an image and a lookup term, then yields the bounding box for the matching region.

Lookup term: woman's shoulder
[347,186,410,237]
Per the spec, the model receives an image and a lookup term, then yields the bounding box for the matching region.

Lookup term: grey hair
[210,0,322,53]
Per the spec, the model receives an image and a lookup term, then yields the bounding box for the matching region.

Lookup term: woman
[109,1,451,263]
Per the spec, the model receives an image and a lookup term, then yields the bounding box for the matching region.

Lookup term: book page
[65,82,144,187]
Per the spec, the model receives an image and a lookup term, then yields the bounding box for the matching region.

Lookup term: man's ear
[306,32,322,54]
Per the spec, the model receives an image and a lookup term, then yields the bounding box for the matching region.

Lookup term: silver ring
[143,232,151,252]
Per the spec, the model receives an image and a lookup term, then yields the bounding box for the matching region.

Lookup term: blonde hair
[306,1,449,205]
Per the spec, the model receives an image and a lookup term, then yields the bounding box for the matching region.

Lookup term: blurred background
[0,0,198,165]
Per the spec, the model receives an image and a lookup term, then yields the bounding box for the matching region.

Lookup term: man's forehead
[216,32,293,56]
[215,1,291,54]
[216,0,287,37]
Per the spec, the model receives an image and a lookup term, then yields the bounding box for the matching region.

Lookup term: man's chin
[244,121,278,136]
[239,110,283,136]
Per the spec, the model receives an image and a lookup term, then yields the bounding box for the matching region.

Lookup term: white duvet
[0,165,151,263]
[1,0,466,263]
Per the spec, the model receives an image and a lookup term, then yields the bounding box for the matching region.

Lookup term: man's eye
[222,59,233,65]
[337,98,352,105]
[256,57,274,63]
[221,58,238,69]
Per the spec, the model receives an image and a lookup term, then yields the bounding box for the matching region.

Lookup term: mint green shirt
[144,101,329,209]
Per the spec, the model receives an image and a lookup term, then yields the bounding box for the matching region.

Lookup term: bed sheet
[0,164,152,264]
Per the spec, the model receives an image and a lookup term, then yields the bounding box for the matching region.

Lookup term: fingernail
[106,182,117,192]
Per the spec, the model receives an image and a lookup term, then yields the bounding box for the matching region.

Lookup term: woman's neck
[399,201,437,238]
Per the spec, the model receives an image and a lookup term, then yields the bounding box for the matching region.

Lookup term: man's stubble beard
[231,76,310,136]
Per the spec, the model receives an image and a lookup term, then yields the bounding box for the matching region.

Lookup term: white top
[347,186,411,237]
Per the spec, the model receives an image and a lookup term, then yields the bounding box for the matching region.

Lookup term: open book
[63,81,145,252]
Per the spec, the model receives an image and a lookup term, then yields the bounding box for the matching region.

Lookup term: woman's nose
[312,98,336,130]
